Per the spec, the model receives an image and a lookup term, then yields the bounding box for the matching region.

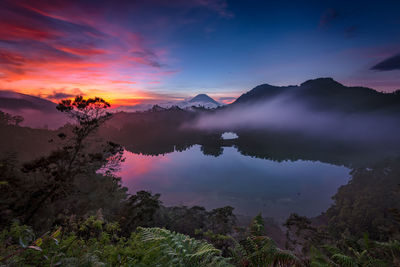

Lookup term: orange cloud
[0,0,175,102]
[218,97,237,104]
[55,46,107,56]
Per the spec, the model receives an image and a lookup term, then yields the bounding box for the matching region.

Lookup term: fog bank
[192,95,400,143]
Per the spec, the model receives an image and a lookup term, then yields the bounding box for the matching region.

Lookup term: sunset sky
[1,0,400,107]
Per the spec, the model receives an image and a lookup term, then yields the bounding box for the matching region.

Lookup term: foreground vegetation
[1,96,400,266]
[0,218,232,266]
[2,213,400,266]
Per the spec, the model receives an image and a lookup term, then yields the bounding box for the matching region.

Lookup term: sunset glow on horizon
[1,0,400,107]
[0,0,183,105]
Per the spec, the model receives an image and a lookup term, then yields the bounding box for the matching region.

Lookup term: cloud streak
[44,88,85,100]
[218,96,237,104]
[0,0,177,101]
[319,8,339,28]
[371,53,400,71]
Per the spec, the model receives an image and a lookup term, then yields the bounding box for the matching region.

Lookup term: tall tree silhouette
[20,96,123,227]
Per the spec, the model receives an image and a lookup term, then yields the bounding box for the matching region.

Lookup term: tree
[284,213,331,255]
[231,213,302,267]
[119,190,161,233]
[10,96,125,229]
[0,110,24,126]
[326,158,400,241]
[0,110,12,125]
[208,206,237,235]
[12,115,24,126]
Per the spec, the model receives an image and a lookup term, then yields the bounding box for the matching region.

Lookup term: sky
[0,0,400,107]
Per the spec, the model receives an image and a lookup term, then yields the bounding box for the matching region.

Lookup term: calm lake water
[119,145,350,221]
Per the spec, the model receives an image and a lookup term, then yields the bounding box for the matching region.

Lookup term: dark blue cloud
[319,8,339,28]
[371,54,400,71]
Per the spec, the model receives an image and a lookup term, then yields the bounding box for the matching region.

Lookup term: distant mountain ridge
[0,91,66,129]
[189,94,220,105]
[177,94,221,109]
[2,78,400,128]
[232,78,400,112]
[0,91,57,112]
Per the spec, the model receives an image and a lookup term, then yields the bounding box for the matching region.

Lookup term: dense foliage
[0,217,233,266]
[326,159,400,240]
[1,96,400,266]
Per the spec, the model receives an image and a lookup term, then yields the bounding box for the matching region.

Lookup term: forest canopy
[1,96,400,266]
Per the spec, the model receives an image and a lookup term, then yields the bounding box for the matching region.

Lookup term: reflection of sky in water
[119,145,350,221]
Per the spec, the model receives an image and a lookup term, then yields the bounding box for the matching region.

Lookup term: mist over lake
[2,0,400,265]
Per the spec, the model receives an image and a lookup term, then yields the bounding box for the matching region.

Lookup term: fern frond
[137,227,233,267]
[331,253,358,267]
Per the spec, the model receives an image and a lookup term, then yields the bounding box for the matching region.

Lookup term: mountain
[0,91,57,112]
[0,91,67,129]
[178,94,221,109]
[189,94,220,105]
[232,78,400,112]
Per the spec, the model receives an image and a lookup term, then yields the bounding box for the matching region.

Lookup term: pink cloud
[0,0,175,100]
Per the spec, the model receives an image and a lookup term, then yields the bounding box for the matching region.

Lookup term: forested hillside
[1,97,400,266]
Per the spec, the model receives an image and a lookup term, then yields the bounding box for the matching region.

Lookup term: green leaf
[34,237,43,247]
[51,227,62,238]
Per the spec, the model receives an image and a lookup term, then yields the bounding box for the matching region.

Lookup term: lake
[118,144,350,221]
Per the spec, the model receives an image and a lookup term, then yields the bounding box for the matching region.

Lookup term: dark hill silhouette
[0,90,399,167]
[0,91,67,129]
[0,91,57,112]
[232,78,400,112]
